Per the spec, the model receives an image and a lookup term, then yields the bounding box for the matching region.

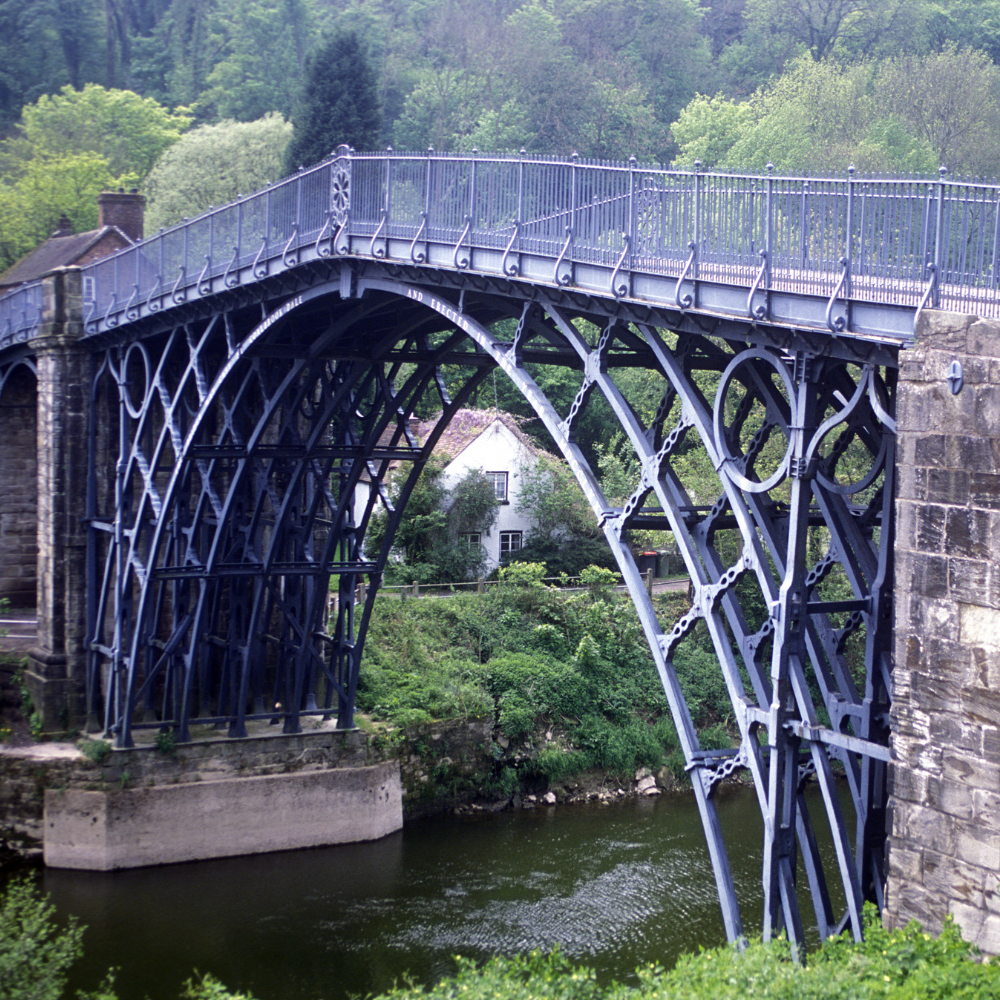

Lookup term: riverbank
[0,571,740,865]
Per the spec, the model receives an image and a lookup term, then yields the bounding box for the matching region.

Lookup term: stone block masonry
[888,310,1000,955]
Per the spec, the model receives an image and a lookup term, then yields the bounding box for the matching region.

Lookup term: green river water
[39,785,847,1000]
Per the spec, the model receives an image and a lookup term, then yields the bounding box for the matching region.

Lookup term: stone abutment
[887,310,1000,954]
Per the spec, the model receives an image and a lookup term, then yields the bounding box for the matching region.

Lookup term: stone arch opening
[0,360,38,609]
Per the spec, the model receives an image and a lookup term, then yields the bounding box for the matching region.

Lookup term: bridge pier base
[25,268,89,732]
[888,310,1000,956]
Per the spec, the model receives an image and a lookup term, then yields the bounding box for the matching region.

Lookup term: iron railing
[0,280,43,349]
[1,151,999,349]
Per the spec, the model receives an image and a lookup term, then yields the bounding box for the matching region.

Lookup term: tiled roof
[0,227,127,289]
[410,408,547,462]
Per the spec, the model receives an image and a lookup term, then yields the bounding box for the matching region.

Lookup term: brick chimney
[98,188,145,242]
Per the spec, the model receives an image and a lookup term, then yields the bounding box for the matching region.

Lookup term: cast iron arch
[87,272,896,952]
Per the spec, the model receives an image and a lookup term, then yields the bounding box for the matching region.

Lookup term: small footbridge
[2,148,999,952]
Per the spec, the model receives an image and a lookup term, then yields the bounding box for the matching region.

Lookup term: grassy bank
[359,564,734,801]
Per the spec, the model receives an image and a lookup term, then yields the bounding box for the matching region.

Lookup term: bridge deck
[2,151,998,353]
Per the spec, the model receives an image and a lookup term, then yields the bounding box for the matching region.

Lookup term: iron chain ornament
[0,145,960,950]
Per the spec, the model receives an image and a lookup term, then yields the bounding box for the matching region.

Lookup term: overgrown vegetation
[2,878,996,1000]
[367,907,1000,1000]
[77,739,112,765]
[0,877,84,1000]
[359,563,731,786]
[369,459,501,586]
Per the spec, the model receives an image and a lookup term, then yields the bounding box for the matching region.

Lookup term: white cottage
[408,408,547,574]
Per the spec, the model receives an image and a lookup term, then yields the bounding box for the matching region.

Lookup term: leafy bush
[0,878,84,1000]
[366,907,999,1000]
[77,739,112,764]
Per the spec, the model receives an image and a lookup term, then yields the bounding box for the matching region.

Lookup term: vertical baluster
[933,167,947,306]
[845,166,854,303]
[991,192,1000,291]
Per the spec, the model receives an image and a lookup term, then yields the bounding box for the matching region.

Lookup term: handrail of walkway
[1,149,999,351]
[0,280,43,351]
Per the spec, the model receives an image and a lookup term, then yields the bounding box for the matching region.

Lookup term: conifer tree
[283,31,382,172]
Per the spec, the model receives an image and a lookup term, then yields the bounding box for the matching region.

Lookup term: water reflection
[39,786,845,1000]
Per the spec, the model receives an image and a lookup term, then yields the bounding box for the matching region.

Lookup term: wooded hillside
[1,0,998,168]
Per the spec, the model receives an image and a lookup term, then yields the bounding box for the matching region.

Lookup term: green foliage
[197,0,314,122]
[0,153,124,271]
[376,949,601,1000]
[0,83,189,270]
[143,114,292,231]
[0,878,85,1000]
[154,731,177,756]
[13,668,42,741]
[672,48,1000,176]
[366,907,999,1000]
[181,973,258,1000]
[580,564,618,599]
[516,456,598,545]
[13,84,191,180]
[284,31,382,171]
[77,739,112,764]
[371,461,500,585]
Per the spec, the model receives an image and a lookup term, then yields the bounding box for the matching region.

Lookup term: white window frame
[461,532,482,547]
[486,471,508,502]
[500,531,522,558]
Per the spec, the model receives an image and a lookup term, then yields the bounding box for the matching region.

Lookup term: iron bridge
[2,147,1000,951]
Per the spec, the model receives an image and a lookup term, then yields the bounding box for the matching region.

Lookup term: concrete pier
[43,762,402,870]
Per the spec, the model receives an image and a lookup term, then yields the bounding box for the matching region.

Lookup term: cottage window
[486,471,508,501]
[500,531,522,557]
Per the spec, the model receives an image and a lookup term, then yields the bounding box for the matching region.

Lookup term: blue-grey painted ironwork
[0,146,980,958]
[3,149,1000,348]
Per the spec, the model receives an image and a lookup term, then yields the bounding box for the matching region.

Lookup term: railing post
[517,148,525,231]
[426,146,434,241]
[801,180,810,269]
[934,165,947,306]
[992,190,1000,291]
[628,154,636,267]
[845,164,855,304]
[765,163,773,288]
[385,150,393,237]
[571,150,578,239]
[693,159,701,286]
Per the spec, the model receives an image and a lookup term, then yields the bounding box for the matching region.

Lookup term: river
[38,785,848,1000]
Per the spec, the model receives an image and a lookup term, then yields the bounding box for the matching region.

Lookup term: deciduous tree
[143,113,291,230]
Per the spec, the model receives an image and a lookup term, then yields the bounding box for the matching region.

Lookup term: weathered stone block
[961,686,1000,729]
[915,504,946,550]
[44,763,403,870]
[914,310,975,351]
[915,434,946,467]
[946,507,992,560]
[969,471,1000,509]
[960,603,1000,648]
[968,319,1000,358]
[899,801,957,855]
[948,557,989,604]
[909,553,949,598]
[951,903,1000,954]
[943,751,1000,793]
[925,776,975,820]
[926,468,970,505]
[922,848,984,907]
